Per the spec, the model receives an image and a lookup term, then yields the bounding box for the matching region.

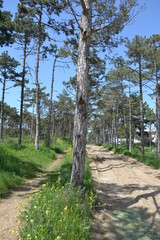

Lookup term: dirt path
[87,145,160,240]
[0,154,64,240]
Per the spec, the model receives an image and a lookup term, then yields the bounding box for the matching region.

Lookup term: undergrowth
[103,144,160,169]
[0,137,70,197]
[18,150,95,240]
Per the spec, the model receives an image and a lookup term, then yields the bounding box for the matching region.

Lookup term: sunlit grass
[0,137,70,197]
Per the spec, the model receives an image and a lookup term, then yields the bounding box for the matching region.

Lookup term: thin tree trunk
[47,57,57,147]
[129,79,132,152]
[139,55,145,156]
[121,78,129,149]
[70,0,91,187]
[0,77,6,139]
[114,111,117,148]
[35,8,42,150]
[155,58,160,156]
[30,101,34,141]
[149,123,152,152]
[19,38,27,147]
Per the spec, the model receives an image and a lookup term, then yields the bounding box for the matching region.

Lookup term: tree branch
[67,0,83,31]
[80,0,87,13]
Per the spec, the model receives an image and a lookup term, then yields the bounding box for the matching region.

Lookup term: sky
[1,0,160,113]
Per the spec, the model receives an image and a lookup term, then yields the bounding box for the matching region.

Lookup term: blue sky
[1,0,160,112]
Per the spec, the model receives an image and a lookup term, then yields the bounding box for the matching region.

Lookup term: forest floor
[87,145,160,240]
[0,153,64,240]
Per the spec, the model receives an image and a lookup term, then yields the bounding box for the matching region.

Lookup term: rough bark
[19,38,27,147]
[35,8,42,150]
[70,0,91,187]
[0,77,6,139]
[47,57,57,147]
[139,55,145,156]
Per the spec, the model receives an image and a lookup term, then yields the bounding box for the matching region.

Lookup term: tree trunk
[0,77,6,139]
[30,101,34,141]
[129,79,132,152]
[70,0,91,187]
[121,79,129,149]
[139,55,145,156]
[19,37,27,147]
[35,8,42,150]
[47,56,57,147]
[155,58,160,156]
[149,123,152,152]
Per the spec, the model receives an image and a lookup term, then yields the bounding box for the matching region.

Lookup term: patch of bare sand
[87,145,160,240]
[0,154,64,240]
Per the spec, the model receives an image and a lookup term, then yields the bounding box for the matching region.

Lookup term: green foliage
[103,144,160,169]
[19,150,95,240]
[0,1,14,46]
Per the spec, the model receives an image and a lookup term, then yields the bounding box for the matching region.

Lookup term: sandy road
[87,145,160,240]
[0,154,63,240]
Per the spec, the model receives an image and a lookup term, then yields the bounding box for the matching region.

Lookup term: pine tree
[68,0,138,186]
[126,35,149,156]
[0,52,20,139]
[14,2,37,147]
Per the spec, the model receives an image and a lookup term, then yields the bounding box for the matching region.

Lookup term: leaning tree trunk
[139,55,145,156]
[19,38,27,147]
[70,0,91,187]
[0,77,6,139]
[35,9,42,150]
[47,56,57,147]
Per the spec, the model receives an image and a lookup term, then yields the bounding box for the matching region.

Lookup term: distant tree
[126,35,149,156]
[20,0,65,150]
[24,87,36,141]
[42,44,69,147]
[53,90,75,140]
[146,34,160,156]
[14,3,37,147]
[0,52,20,139]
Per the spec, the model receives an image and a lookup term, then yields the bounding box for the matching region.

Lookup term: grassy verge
[18,151,95,240]
[0,137,70,197]
[103,144,160,169]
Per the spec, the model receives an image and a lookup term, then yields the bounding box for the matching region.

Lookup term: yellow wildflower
[46,210,49,215]
[64,206,68,211]
[56,236,61,240]
[11,229,15,235]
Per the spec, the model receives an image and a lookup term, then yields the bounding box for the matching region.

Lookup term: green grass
[18,150,95,240]
[103,144,160,169]
[0,137,71,197]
